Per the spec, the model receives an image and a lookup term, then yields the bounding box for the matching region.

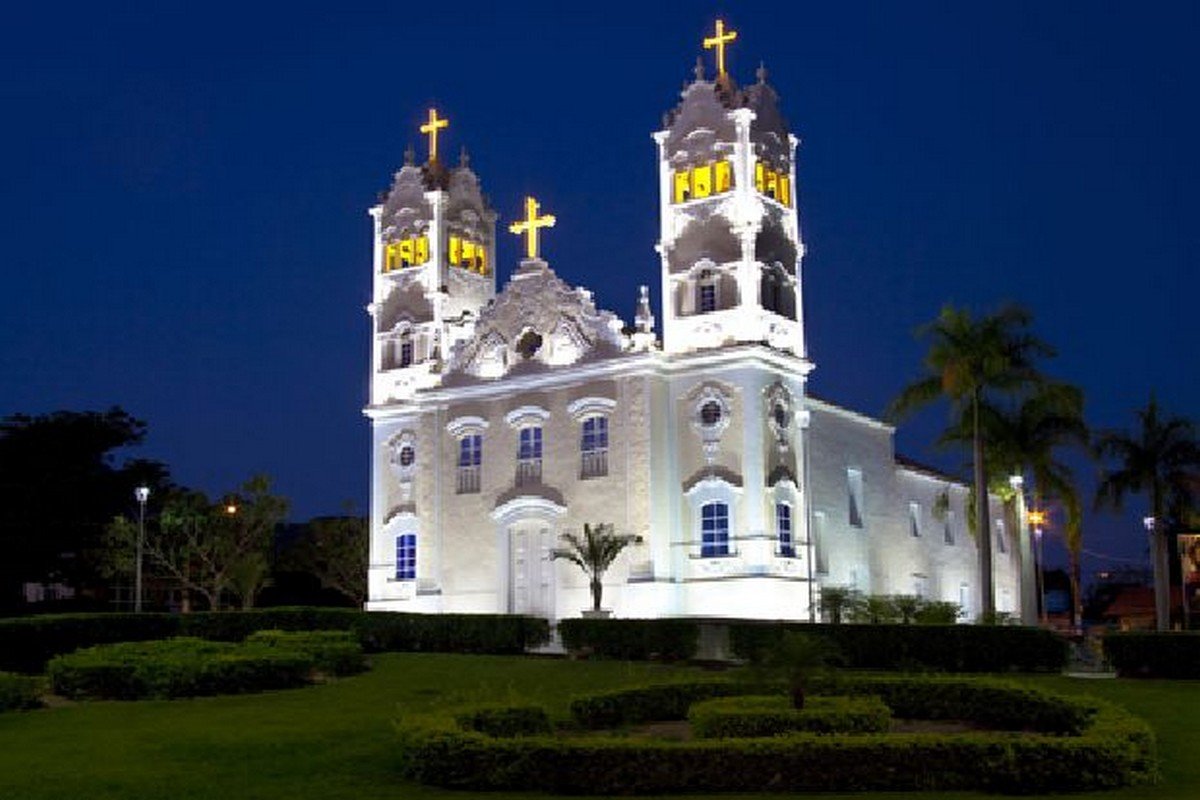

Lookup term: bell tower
[653,21,807,357]
[367,109,498,404]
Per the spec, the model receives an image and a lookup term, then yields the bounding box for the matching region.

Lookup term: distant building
[362,25,1030,623]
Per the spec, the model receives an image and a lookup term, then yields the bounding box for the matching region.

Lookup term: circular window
[700,400,723,427]
[399,446,415,467]
[516,330,543,359]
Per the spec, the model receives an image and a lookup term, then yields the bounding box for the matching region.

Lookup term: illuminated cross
[419,108,449,161]
[508,196,556,260]
[703,19,738,77]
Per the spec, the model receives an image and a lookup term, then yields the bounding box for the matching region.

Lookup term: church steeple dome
[368,108,497,404]
[652,21,806,358]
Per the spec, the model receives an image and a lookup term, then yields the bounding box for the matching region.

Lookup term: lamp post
[1144,515,1169,631]
[134,486,150,613]
[1027,509,1048,626]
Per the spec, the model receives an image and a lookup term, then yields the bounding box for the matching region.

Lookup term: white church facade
[363,27,1031,623]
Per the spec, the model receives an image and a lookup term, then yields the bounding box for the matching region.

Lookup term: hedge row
[46,638,314,700]
[0,608,551,673]
[1103,632,1200,678]
[0,672,42,712]
[558,617,1068,672]
[689,695,892,738]
[557,618,699,661]
[396,676,1157,795]
[243,630,367,676]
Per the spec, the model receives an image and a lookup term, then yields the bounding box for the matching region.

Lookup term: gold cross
[419,108,449,161]
[508,196,556,260]
[703,19,738,77]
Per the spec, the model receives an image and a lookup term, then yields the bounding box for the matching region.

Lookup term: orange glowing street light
[225,503,238,515]
[1027,509,1047,528]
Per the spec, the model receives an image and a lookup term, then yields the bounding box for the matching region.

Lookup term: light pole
[134,486,150,613]
[1027,509,1048,626]
[1144,515,1169,631]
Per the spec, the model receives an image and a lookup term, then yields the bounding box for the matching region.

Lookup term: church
[363,23,1031,623]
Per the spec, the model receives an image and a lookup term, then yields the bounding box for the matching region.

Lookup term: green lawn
[0,654,1196,800]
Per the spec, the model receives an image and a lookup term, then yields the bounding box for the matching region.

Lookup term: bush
[558,618,699,661]
[1103,632,1200,678]
[689,694,891,737]
[46,638,313,700]
[455,705,553,737]
[0,607,550,673]
[397,675,1157,795]
[569,680,742,729]
[730,621,1067,673]
[244,630,366,676]
[0,672,42,712]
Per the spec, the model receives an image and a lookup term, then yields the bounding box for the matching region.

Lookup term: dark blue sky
[3,2,1196,577]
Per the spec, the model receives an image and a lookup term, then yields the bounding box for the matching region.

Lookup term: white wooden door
[509,525,554,618]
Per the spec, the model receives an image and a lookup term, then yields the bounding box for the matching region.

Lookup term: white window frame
[847,468,864,528]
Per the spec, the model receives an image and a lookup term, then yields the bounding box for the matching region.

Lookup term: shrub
[455,705,553,737]
[730,621,1067,673]
[0,607,550,673]
[557,618,699,660]
[0,672,42,712]
[1103,632,1200,678]
[569,680,742,729]
[397,675,1157,795]
[46,638,312,700]
[689,694,891,737]
[244,630,367,676]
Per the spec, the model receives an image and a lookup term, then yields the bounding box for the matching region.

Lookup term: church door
[509,525,556,619]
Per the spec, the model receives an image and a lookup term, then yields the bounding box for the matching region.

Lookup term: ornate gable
[444,260,627,382]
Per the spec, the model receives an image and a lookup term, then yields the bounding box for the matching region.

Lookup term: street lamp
[134,486,150,613]
[1027,509,1048,626]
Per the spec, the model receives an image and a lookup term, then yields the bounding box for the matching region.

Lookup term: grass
[0,653,1195,799]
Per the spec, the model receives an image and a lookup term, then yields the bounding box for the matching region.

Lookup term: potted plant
[552,523,639,618]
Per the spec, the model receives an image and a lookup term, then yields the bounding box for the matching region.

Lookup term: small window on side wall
[395,533,416,580]
[847,468,864,528]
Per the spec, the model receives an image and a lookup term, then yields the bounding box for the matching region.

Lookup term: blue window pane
[399,340,413,367]
[395,533,416,580]
[519,427,542,459]
[699,284,716,313]
[581,416,608,453]
[458,434,481,467]
[777,503,794,557]
[700,501,729,557]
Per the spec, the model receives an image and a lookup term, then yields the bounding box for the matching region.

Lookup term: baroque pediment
[445,259,626,381]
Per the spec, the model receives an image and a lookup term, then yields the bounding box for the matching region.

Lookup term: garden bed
[395,674,1158,794]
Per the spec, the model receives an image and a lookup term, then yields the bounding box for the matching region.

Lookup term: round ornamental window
[516,330,543,359]
[773,403,789,429]
[700,401,723,427]
[399,446,415,467]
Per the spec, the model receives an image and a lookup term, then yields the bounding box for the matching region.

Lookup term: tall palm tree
[946,382,1090,627]
[889,305,1052,617]
[551,523,639,613]
[1096,396,1200,631]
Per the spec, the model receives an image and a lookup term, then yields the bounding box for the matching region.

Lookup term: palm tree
[889,304,1051,617]
[1096,396,1200,631]
[551,523,640,613]
[945,382,1089,627]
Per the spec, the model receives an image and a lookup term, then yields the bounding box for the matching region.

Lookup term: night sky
[3,2,1197,578]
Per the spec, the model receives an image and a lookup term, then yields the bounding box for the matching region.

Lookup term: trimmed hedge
[0,672,42,712]
[396,675,1157,795]
[47,638,314,700]
[569,680,743,729]
[0,607,550,673]
[689,694,892,737]
[558,618,699,661]
[244,630,367,676]
[455,705,553,738]
[731,621,1068,672]
[1104,632,1200,678]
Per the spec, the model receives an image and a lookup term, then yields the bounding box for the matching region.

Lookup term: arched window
[517,426,543,486]
[776,502,794,557]
[395,533,416,580]
[697,270,717,313]
[700,501,730,557]
[457,433,482,494]
[580,415,608,479]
